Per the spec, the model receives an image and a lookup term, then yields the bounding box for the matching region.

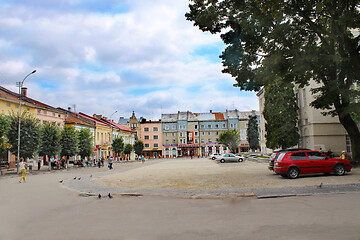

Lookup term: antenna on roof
[73,104,77,113]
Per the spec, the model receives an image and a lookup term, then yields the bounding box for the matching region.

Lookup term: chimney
[68,107,72,112]
[210,110,212,113]
[21,87,27,97]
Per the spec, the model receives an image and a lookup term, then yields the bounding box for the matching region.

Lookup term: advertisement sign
[187,131,194,144]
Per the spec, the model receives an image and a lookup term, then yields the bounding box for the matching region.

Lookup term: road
[1,159,360,240]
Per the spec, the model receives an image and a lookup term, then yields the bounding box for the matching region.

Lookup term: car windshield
[277,153,286,161]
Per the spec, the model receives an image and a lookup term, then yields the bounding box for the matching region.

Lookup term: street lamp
[16,70,36,174]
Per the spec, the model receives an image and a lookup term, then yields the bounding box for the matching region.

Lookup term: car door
[289,152,311,174]
[224,154,232,162]
[306,151,332,173]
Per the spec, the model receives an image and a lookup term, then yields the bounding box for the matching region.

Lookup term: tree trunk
[338,113,360,165]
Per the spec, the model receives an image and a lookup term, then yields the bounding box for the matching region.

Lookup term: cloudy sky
[0,0,259,121]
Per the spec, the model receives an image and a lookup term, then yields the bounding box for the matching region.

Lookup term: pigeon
[90,175,92,178]
[98,194,101,199]
[73,177,77,180]
[59,180,63,183]
[77,177,81,180]
[108,193,113,199]
[318,183,323,188]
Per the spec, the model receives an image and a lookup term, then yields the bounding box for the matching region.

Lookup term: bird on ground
[318,183,323,188]
[108,193,113,198]
[73,177,77,180]
[90,175,92,178]
[98,194,101,199]
[59,180,63,183]
[78,177,81,180]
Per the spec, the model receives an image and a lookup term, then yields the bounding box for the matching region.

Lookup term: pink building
[140,120,163,158]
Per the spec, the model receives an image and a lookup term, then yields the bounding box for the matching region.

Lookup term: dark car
[268,148,309,171]
[274,150,352,179]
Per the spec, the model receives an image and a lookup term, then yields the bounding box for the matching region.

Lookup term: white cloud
[0,0,259,120]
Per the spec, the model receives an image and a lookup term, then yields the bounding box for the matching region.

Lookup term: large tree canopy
[218,129,240,153]
[187,0,360,162]
[38,122,61,158]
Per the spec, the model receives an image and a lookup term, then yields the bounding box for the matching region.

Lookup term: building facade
[257,80,353,156]
[161,110,259,158]
[140,120,163,158]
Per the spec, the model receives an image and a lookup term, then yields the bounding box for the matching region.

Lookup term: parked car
[268,148,310,171]
[209,153,221,160]
[274,150,352,179]
[215,153,244,163]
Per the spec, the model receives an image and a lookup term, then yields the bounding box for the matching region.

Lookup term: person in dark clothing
[38,159,41,171]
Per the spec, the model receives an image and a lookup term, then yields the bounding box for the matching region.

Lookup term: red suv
[274,150,352,179]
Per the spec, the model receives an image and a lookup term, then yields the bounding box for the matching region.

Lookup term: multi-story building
[257,80,353,156]
[140,119,163,158]
[118,111,141,140]
[161,110,259,158]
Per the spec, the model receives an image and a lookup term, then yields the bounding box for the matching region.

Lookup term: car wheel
[212,157,216,160]
[220,159,225,163]
[333,164,345,176]
[287,167,300,179]
[238,158,243,162]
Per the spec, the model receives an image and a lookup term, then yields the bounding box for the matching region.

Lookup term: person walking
[141,155,145,164]
[19,158,28,183]
[37,159,41,171]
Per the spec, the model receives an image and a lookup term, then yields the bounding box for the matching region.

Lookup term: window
[172,133,176,137]
[307,151,328,160]
[195,125,198,129]
[144,135,149,140]
[154,135,158,140]
[52,113,55,116]
[6,103,10,107]
[145,144,150,148]
[37,110,41,114]
[208,124,211,129]
[201,124,204,129]
[195,139,198,144]
[208,132,211,135]
[165,125,169,130]
[43,111,47,114]
[208,139,212,143]
[172,125,176,130]
[201,132,205,136]
[166,139,169,143]
[194,132,198,136]
[215,124,219,128]
[172,139,176,144]
[201,139,204,143]
[165,133,169,137]
[180,132,183,137]
[153,127,158,131]
[15,105,19,109]
[223,124,226,128]
[230,123,234,128]
[154,143,158,148]
[144,127,149,132]
[216,132,219,135]
[290,152,307,160]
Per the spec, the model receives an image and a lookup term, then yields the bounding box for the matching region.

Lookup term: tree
[263,79,299,150]
[186,1,360,163]
[78,128,93,160]
[60,126,78,163]
[38,122,61,158]
[7,112,40,159]
[133,140,144,157]
[217,129,240,153]
[124,143,133,160]
[0,114,10,153]
[247,115,260,152]
[112,137,124,157]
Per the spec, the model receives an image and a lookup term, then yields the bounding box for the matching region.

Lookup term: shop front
[178,144,199,157]
[163,144,178,158]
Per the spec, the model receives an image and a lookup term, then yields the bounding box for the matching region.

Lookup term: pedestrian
[19,158,28,183]
[37,159,41,171]
[141,155,145,164]
[101,157,104,167]
[340,151,347,160]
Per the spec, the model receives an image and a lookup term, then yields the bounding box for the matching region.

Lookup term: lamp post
[16,70,36,174]
[109,111,117,157]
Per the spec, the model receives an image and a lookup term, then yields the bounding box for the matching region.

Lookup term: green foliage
[112,137,124,155]
[7,111,40,159]
[78,128,93,160]
[124,143,133,155]
[217,129,240,153]
[60,126,78,158]
[133,140,144,156]
[247,115,260,151]
[0,115,10,153]
[187,0,360,162]
[264,79,299,149]
[39,122,61,157]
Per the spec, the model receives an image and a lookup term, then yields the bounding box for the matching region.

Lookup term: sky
[0,0,259,121]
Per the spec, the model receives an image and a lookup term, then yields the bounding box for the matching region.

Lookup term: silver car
[215,153,244,163]
[209,153,221,160]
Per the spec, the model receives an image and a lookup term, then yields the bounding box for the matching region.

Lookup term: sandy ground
[94,158,360,190]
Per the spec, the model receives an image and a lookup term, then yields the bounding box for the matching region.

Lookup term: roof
[65,115,93,127]
[78,112,108,126]
[101,118,135,133]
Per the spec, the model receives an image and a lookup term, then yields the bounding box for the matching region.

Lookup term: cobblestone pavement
[61,158,360,198]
